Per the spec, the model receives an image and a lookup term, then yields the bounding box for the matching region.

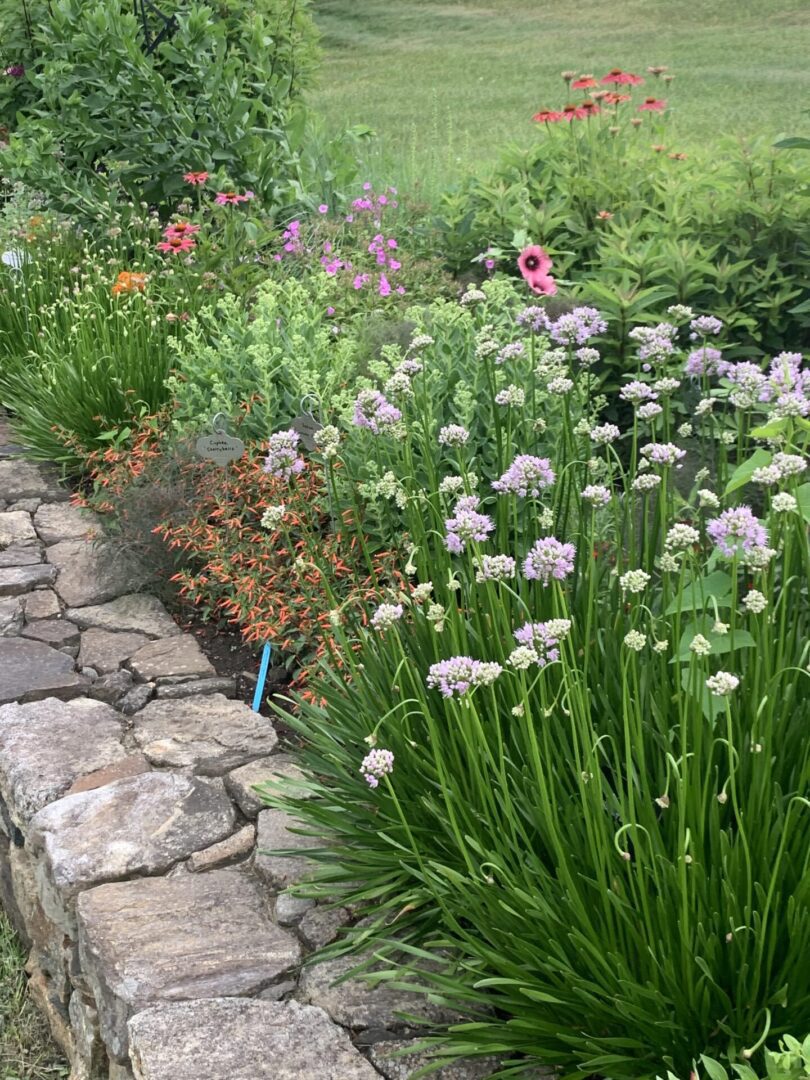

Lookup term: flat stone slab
[225,754,310,818]
[65,754,151,796]
[0,510,39,547]
[0,637,83,706]
[34,502,102,545]
[23,589,61,620]
[28,772,236,905]
[66,594,180,639]
[298,951,457,1034]
[0,563,57,597]
[0,459,67,501]
[154,676,236,700]
[368,1041,506,1080]
[254,809,321,891]
[132,694,277,774]
[0,697,126,827]
[127,999,380,1079]
[187,823,255,873]
[0,544,43,567]
[127,636,215,681]
[22,618,80,650]
[77,869,301,1061]
[0,595,23,637]
[48,540,135,608]
[78,629,151,674]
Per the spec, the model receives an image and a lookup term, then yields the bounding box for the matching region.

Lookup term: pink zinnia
[601,68,644,86]
[518,245,556,297]
[183,171,209,185]
[157,235,196,254]
[638,97,666,112]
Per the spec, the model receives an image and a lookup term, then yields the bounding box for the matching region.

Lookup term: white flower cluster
[624,630,647,652]
[742,590,767,613]
[706,671,739,696]
[619,569,651,594]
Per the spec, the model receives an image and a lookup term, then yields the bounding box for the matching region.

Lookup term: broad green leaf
[750,418,788,439]
[701,1055,731,1080]
[665,571,733,615]
[725,448,772,495]
[795,482,810,524]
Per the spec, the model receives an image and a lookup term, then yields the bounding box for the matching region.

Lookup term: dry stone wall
[0,421,507,1080]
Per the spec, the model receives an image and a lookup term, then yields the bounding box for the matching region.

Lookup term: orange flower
[111,271,147,296]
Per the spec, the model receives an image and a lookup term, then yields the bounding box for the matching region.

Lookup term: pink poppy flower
[601,68,644,86]
[638,97,666,112]
[518,246,556,296]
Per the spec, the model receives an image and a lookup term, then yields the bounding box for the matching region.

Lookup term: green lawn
[309,0,810,191]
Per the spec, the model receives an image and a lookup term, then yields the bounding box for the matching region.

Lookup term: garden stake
[252,642,272,712]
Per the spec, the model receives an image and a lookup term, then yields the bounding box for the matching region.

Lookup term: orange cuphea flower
[111,271,147,296]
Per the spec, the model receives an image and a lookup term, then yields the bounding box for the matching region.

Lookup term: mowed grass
[309,0,810,191]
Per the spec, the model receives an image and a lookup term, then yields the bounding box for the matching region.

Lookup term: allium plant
[264,285,810,1079]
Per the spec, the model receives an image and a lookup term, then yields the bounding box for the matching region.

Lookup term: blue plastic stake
[252,642,272,712]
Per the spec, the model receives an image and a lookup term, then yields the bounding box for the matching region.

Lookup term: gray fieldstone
[187,823,255,873]
[299,905,351,951]
[8,498,41,513]
[23,588,61,620]
[132,694,277,774]
[22,618,81,651]
[119,684,154,715]
[0,637,84,706]
[127,998,381,1080]
[65,754,151,797]
[368,1042,507,1080]
[225,754,310,818]
[298,950,458,1034]
[68,992,106,1079]
[0,459,67,501]
[48,540,135,608]
[0,696,126,828]
[274,891,315,925]
[66,594,180,639]
[77,869,301,1062]
[154,676,237,700]
[78,628,150,675]
[254,808,321,891]
[127,635,215,681]
[0,509,38,547]
[0,563,57,597]
[88,669,134,706]
[34,502,102,545]
[28,772,237,911]
[0,595,24,636]
[0,544,43,567]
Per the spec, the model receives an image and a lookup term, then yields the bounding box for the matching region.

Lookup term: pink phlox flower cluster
[263,429,305,480]
[523,536,576,585]
[707,506,768,557]
[492,455,556,497]
[427,656,503,697]
[360,748,394,788]
[350,183,399,218]
[353,389,402,434]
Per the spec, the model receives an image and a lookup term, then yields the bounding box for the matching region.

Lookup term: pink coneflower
[601,68,644,86]
[597,210,613,220]
[561,103,589,120]
[183,171,209,185]
[638,97,667,112]
[532,108,564,123]
[156,235,196,254]
[215,191,250,205]
[518,245,556,296]
[163,221,200,240]
[571,74,597,89]
[603,91,632,105]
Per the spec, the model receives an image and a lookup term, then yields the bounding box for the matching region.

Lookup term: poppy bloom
[163,221,200,240]
[156,235,197,254]
[111,271,147,296]
[638,96,666,112]
[215,191,250,205]
[532,108,564,123]
[183,171,209,185]
[601,68,644,86]
[518,245,556,296]
[571,74,597,89]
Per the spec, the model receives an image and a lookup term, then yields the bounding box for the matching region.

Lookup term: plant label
[195,433,245,465]
[290,413,323,451]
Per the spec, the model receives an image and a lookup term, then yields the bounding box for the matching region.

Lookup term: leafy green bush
[255,290,810,1078]
[0,0,328,214]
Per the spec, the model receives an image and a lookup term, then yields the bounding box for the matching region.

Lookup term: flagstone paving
[0,441,498,1079]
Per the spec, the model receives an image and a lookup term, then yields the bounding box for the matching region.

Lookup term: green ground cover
[310,0,810,191]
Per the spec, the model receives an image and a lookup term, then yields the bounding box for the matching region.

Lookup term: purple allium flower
[513,618,571,667]
[371,603,404,631]
[549,306,607,346]
[496,341,526,365]
[576,347,600,367]
[438,424,470,447]
[353,389,402,434]
[492,455,555,497]
[516,306,550,333]
[427,656,503,697]
[361,748,394,788]
[523,536,576,585]
[474,554,517,582]
[690,315,723,338]
[725,361,767,408]
[581,484,611,506]
[590,423,621,445]
[444,498,495,554]
[627,323,677,364]
[264,429,305,480]
[685,346,726,378]
[707,506,768,557]
[641,442,686,467]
